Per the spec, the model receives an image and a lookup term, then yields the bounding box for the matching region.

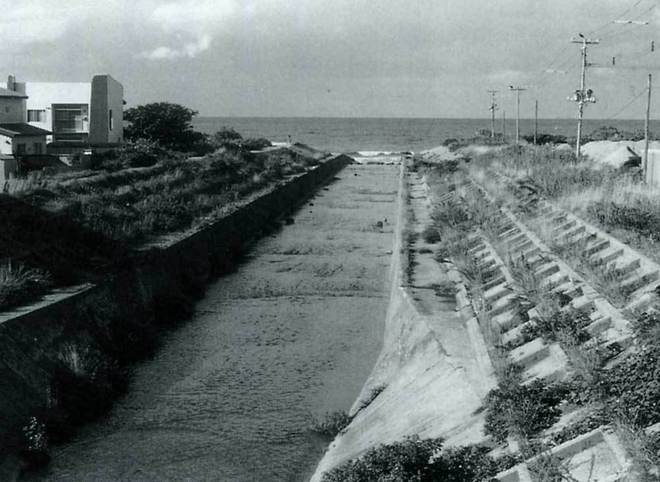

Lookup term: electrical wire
[603,89,647,120]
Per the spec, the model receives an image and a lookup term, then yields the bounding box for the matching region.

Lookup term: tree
[124,102,213,154]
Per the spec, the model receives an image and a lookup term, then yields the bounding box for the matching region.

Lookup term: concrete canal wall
[0,154,351,466]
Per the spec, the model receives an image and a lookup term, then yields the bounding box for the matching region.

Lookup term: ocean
[192,117,660,154]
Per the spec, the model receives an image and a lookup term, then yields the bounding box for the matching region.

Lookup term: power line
[603,89,647,120]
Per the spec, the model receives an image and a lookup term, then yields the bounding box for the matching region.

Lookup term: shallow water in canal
[37,164,401,481]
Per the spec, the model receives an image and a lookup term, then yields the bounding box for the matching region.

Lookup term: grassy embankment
[0,140,325,312]
[432,145,660,478]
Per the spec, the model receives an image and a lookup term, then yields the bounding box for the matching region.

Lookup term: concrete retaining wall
[0,154,351,460]
[311,166,497,481]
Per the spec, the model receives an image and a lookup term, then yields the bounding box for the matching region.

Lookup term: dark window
[27,110,46,122]
[16,143,26,155]
[109,109,113,130]
[34,142,43,154]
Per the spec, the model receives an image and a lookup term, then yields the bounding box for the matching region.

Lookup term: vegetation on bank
[21,144,319,245]
[408,143,660,479]
[1,103,327,313]
[0,261,52,311]
[321,436,514,482]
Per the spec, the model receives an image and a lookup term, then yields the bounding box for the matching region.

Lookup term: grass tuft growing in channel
[0,260,53,311]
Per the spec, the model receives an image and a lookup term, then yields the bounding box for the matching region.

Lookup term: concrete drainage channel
[313,158,660,480]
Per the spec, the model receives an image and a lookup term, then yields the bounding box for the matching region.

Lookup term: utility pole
[644,73,652,178]
[502,110,506,141]
[570,34,599,159]
[534,100,539,145]
[509,86,526,145]
[487,90,498,138]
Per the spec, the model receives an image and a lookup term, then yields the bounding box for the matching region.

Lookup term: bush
[484,379,564,443]
[322,437,500,482]
[422,225,442,244]
[212,127,243,150]
[124,102,212,153]
[588,201,660,241]
[357,385,386,412]
[0,261,53,311]
[19,416,50,469]
[522,133,568,145]
[48,343,128,440]
[311,411,352,437]
[592,344,660,427]
[242,137,272,151]
[534,308,592,345]
[115,139,167,168]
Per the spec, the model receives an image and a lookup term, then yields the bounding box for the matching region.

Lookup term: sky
[1,0,659,118]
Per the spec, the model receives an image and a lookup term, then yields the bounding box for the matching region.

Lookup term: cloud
[0,1,81,50]
[139,35,212,60]
[138,0,236,61]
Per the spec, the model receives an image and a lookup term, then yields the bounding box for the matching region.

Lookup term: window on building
[34,142,43,155]
[52,104,88,133]
[16,143,26,155]
[109,109,113,130]
[27,110,46,122]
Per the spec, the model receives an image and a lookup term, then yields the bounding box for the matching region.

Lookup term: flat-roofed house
[22,74,124,154]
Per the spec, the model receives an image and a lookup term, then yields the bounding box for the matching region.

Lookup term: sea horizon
[192,116,658,153]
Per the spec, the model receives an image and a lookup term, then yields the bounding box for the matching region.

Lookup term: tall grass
[19,148,317,245]
[0,261,52,310]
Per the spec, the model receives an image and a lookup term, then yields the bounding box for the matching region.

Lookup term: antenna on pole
[569,34,599,159]
[487,90,498,138]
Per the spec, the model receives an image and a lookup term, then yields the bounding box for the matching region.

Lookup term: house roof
[0,87,27,99]
[0,123,51,137]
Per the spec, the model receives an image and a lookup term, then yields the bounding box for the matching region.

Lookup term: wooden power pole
[488,90,498,138]
[644,73,652,178]
[570,34,599,159]
[502,110,506,141]
[534,100,539,145]
[509,86,526,145]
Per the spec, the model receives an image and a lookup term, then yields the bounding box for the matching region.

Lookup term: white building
[0,76,50,158]
[20,74,124,153]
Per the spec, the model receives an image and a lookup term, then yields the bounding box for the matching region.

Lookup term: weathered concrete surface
[311,170,498,481]
[37,163,401,482]
[0,155,351,474]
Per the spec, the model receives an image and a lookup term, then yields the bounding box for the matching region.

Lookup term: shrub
[115,139,166,168]
[0,261,53,311]
[124,102,212,153]
[421,225,442,244]
[19,416,50,469]
[588,201,660,242]
[311,411,352,437]
[484,379,564,443]
[48,343,128,440]
[357,385,386,412]
[592,344,660,427]
[522,133,568,145]
[534,308,592,346]
[322,437,500,482]
[631,311,660,346]
[212,127,243,150]
[242,137,272,151]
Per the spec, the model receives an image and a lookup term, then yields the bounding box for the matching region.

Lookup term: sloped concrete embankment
[0,155,351,467]
[312,167,497,481]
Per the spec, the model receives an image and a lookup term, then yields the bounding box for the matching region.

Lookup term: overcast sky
[2,0,659,118]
